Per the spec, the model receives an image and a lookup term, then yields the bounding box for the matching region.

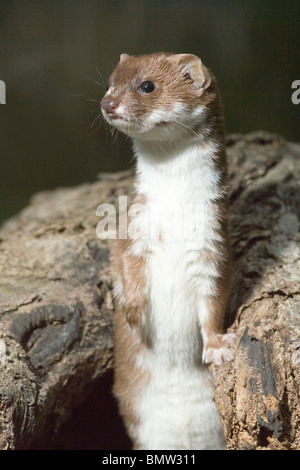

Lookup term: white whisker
[90,113,102,129]
[84,75,105,89]
[72,93,100,104]
[95,66,107,88]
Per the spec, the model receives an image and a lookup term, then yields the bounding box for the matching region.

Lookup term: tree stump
[0,131,299,450]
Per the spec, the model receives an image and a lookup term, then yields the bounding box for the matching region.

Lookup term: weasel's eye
[138,81,156,94]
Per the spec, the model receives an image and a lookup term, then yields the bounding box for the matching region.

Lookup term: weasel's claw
[202,333,236,366]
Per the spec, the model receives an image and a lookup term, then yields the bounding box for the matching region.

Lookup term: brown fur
[105,53,218,125]
[204,239,231,349]
[111,238,147,328]
[111,191,151,446]
[113,303,150,447]
[111,192,148,328]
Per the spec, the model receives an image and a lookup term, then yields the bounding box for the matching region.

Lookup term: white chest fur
[128,138,226,450]
[132,138,222,243]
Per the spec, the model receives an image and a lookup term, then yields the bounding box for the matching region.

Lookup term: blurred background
[1,0,300,225]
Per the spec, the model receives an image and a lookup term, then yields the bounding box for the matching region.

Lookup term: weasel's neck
[133,135,223,205]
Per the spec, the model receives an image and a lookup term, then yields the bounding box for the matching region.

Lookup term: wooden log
[0,131,299,449]
[212,131,300,450]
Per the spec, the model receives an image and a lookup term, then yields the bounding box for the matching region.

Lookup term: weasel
[100,52,234,450]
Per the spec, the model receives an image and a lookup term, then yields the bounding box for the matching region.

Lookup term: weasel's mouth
[109,114,125,120]
[104,112,127,122]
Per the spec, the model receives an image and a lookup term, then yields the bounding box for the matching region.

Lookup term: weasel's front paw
[202,345,233,366]
[202,333,235,366]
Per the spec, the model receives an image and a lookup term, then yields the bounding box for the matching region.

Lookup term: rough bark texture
[0,131,299,450]
[212,131,300,450]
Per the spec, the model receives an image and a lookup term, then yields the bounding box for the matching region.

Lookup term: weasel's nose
[101,97,119,114]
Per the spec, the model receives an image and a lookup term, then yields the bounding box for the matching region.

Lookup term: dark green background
[1,0,300,224]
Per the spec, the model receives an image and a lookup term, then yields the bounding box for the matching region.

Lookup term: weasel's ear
[173,54,211,90]
[120,53,130,63]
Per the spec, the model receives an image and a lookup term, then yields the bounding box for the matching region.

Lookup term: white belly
[134,241,226,450]
[129,143,226,449]
[135,354,226,450]
[147,241,202,363]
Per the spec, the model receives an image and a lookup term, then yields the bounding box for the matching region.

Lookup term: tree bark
[212,131,300,450]
[0,131,299,450]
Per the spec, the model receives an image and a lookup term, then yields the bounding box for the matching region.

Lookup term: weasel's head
[100,53,216,142]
